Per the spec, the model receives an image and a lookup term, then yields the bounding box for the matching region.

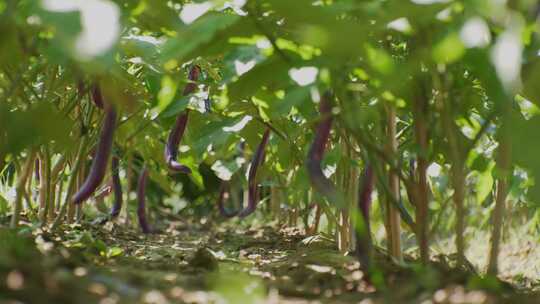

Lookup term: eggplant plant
[2,0,540,286]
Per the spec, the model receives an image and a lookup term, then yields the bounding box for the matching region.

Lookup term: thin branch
[253,116,287,140]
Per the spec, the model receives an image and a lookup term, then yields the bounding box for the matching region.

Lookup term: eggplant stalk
[356,165,374,270]
[52,137,88,230]
[10,151,36,228]
[487,123,511,275]
[386,105,402,261]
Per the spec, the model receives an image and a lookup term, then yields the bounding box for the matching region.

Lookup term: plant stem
[386,105,402,261]
[47,154,65,221]
[125,152,133,225]
[487,125,511,275]
[70,157,87,223]
[22,188,37,220]
[38,147,51,226]
[270,184,281,222]
[413,85,430,264]
[10,150,36,228]
[52,137,88,230]
[55,173,64,212]
[348,165,359,251]
[27,163,36,205]
[308,203,322,235]
[435,73,467,267]
[338,140,351,252]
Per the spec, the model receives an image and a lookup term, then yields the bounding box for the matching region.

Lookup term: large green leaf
[160,13,241,62]
[474,164,494,205]
[0,103,74,156]
[228,55,290,101]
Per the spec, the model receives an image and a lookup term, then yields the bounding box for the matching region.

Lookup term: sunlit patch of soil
[1,217,539,303]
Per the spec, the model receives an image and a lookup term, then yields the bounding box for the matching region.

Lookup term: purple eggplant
[217,181,240,218]
[165,111,191,173]
[77,80,85,96]
[34,158,40,182]
[109,156,123,218]
[91,84,104,109]
[183,65,200,95]
[356,165,375,269]
[306,93,343,206]
[137,165,152,234]
[72,104,117,205]
[164,65,201,174]
[238,128,271,218]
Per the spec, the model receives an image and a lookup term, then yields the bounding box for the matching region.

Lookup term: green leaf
[272,86,311,118]
[228,55,290,101]
[0,103,74,156]
[464,49,508,106]
[508,114,540,203]
[522,59,540,106]
[121,34,163,59]
[180,155,204,190]
[365,44,395,75]
[160,13,240,62]
[221,45,265,84]
[34,8,83,62]
[0,22,22,66]
[433,32,465,64]
[0,194,8,214]
[266,0,371,58]
[475,163,494,205]
[156,76,178,113]
[149,169,173,194]
[160,93,193,118]
[187,114,253,156]
[106,247,124,258]
[95,240,107,252]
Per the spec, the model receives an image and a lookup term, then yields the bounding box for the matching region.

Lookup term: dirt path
[1,218,539,303]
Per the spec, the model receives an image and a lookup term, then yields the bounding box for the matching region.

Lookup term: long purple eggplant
[165,111,191,173]
[34,158,40,182]
[217,181,240,218]
[77,80,85,95]
[306,93,343,206]
[72,104,117,205]
[238,128,271,218]
[137,165,152,234]
[91,84,104,109]
[183,65,200,95]
[356,165,375,270]
[109,156,122,218]
[164,65,201,174]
